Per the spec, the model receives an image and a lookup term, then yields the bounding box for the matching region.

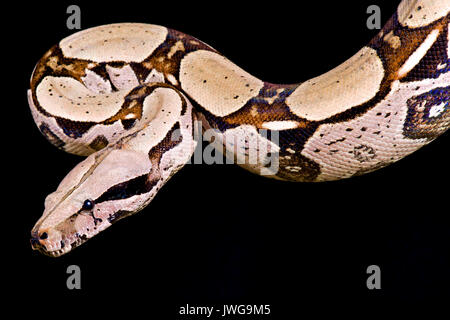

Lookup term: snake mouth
[31,243,68,257]
[30,231,89,257]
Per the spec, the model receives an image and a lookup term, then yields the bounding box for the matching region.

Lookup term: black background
[7,0,450,315]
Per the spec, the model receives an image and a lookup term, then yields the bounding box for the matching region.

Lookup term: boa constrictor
[29,0,449,257]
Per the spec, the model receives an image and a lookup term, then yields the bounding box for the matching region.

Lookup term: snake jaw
[31,216,101,257]
[31,204,108,257]
[30,228,69,257]
[30,231,88,257]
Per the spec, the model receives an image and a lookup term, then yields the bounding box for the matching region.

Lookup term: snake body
[29,0,449,256]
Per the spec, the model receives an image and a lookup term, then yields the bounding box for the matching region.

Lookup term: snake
[28,0,449,257]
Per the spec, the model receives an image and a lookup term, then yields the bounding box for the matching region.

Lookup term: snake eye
[39,232,48,240]
[82,199,94,211]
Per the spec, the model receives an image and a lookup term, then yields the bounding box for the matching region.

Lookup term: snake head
[30,147,157,257]
[30,84,196,257]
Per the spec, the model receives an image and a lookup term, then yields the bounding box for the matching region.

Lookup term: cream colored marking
[46,56,64,72]
[60,23,168,63]
[36,76,127,122]
[179,50,264,117]
[166,74,178,86]
[167,41,185,59]
[286,47,384,121]
[265,88,285,104]
[145,69,165,83]
[285,166,302,172]
[398,29,441,78]
[124,113,137,119]
[250,105,258,117]
[429,102,446,118]
[384,31,401,49]
[286,148,295,154]
[437,62,447,70]
[397,0,449,28]
[29,89,125,156]
[82,70,113,94]
[302,71,450,181]
[262,121,299,130]
[106,65,140,90]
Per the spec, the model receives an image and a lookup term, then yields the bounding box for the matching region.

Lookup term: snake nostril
[30,236,40,247]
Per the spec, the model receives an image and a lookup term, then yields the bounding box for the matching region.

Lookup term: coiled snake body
[29,0,449,256]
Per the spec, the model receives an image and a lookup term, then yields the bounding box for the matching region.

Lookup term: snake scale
[29,0,449,257]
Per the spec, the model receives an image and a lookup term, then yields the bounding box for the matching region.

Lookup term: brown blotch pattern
[135,29,217,87]
[89,135,109,151]
[277,151,320,182]
[223,83,307,128]
[401,22,449,82]
[370,13,449,82]
[351,144,377,163]
[403,86,449,140]
[147,121,184,185]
